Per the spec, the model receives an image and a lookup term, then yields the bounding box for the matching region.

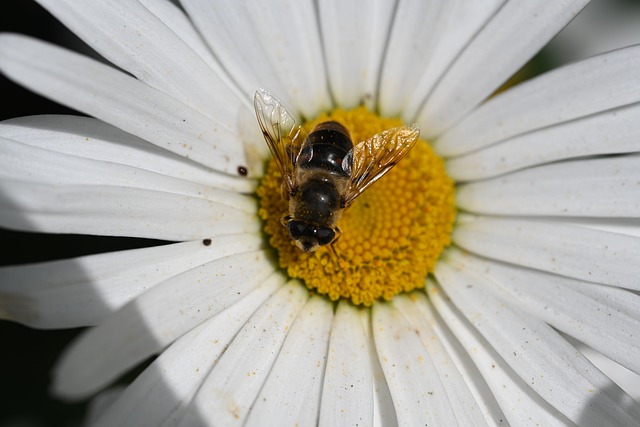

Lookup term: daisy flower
[1,0,640,426]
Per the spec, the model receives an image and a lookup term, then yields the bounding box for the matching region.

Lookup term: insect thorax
[291,174,343,225]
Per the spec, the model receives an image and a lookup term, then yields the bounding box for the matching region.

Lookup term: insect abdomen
[297,121,352,177]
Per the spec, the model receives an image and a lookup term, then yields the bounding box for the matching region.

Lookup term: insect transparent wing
[254,89,306,192]
[342,124,420,207]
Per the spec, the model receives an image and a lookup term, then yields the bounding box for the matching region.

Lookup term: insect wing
[254,89,305,192]
[342,124,419,207]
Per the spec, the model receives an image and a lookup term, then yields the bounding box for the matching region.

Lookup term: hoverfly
[254,89,419,253]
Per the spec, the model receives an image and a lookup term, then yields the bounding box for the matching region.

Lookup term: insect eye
[286,220,308,239]
[314,227,336,246]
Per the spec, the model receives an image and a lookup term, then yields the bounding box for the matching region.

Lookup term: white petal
[445,248,640,376]
[319,302,374,427]
[575,341,640,404]
[378,0,449,117]
[397,0,505,121]
[372,302,458,426]
[92,274,283,427]
[402,292,507,426]
[435,260,640,426]
[177,281,309,427]
[0,115,256,193]
[453,215,640,290]
[137,0,226,72]
[436,44,640,155]
[85,386,126,427]
[0,34,250,175]
[419,0,591,138]
[35,0,247,124]
[557,217,640,238]
[380,0,504,119]
[319,0,394,110]
[139,0,275,170]
[0,234,262,329]
[457,154,640,217]
[0,179,258,241]
[427,279,571,426]
[0,138,255,212]
[52,251,277,399]
[371,323,398,427]
[446,103,640,181]
[180,0,331,119]
[245,296,333,427]
[393,294,492,427]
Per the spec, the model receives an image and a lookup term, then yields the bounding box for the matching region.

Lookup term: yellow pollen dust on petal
[257,107,456,306]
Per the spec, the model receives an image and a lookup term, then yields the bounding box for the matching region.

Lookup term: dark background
[1,0,639,426]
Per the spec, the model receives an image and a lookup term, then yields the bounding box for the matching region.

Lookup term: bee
[254,89,419,253]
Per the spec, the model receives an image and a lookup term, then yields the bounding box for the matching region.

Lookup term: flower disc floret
[258,108,456,306]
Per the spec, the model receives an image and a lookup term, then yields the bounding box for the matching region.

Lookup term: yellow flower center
[257,107,456,306]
